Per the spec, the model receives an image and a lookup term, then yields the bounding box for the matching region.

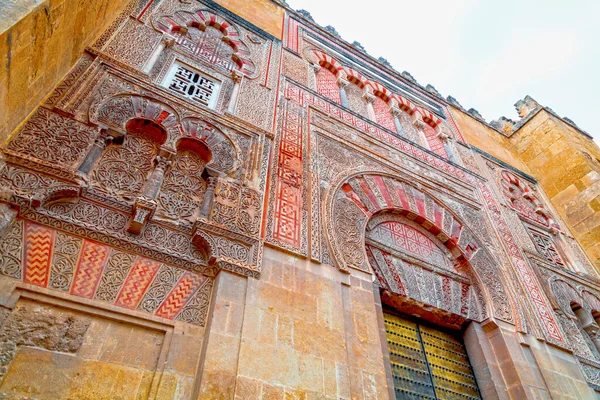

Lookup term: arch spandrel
[324,170,516,324]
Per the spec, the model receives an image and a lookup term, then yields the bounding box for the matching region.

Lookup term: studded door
[383,312,481,399]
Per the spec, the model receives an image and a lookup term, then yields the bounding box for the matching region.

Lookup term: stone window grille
[162,62,220,109]
[531,230,565,266]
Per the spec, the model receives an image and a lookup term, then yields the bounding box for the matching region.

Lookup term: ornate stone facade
[1,0,600,398]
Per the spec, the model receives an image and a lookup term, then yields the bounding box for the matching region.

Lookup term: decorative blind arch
[323,171,518,323]
[153,10,257,77]
[93,94,182,151]
[499,170,557,228]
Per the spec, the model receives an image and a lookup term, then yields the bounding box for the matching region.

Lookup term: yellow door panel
[384,312,481,400]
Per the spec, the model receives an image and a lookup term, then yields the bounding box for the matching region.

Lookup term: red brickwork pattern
[23,222,55,287]
[372,96,396,132]
[70,240,110,298]
[423,124,448,159]
[315,69,341,104]
[115,257,161,309]
[155,272,207,319]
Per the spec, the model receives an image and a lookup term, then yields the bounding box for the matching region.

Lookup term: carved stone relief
[7,108,97,170]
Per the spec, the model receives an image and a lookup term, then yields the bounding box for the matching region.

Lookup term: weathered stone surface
[0,301,91,353]
[3,0,600,398]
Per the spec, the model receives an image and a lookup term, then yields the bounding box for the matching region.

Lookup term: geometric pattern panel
[478,180,564,343]
[372,96,396,133]
[369,221,452,270]
[422,124,448,159]
[7,107,97,170]
[531,231,565,266]
[315,69,341,104]
[273,102,304,249]
[0,220,213,326]
[367,244,473,320]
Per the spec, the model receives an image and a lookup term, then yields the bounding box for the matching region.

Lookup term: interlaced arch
[499,169,557,228]
[153,9,257,77]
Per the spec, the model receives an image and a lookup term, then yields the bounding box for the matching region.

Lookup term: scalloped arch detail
[153,9,256,77]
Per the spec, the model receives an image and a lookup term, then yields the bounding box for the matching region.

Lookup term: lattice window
[174,26,237,72]
[372,96,396,132]
[423,124,448,159]
[531,231,565,266]
[162,62,220,108]
[315,69,341,103]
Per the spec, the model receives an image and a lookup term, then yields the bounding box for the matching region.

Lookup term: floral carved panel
[89,132,159,199]
[7,107,97,170]
[157,150,207,221]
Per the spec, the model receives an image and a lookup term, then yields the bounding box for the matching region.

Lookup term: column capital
[337,77,349,88]
[154,155,172,171]
[412,118,426,130]
[390,105,403,117]
[363,92,376,104]
[162,35,176,47]
[437,132,451,142]
[231,70,243,84]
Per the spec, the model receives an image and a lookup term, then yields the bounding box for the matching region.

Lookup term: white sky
[286,0,600,142]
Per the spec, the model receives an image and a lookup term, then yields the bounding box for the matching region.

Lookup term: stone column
[337,76,349,108]
[77,129,115,177]
[363,89,376,121]
[141,155,172,199]
[142,35,175,74]
[199,176,218,219]
[438,132,457,163]
[129,153,172,234]
[390,102,405,136]
[226,71,243,114]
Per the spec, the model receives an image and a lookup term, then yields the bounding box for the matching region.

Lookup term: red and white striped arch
[344,67,367,89]
[392,94,418,115]
[312,51,343,75]
[418,107,442,129]
[368,82,392,103]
